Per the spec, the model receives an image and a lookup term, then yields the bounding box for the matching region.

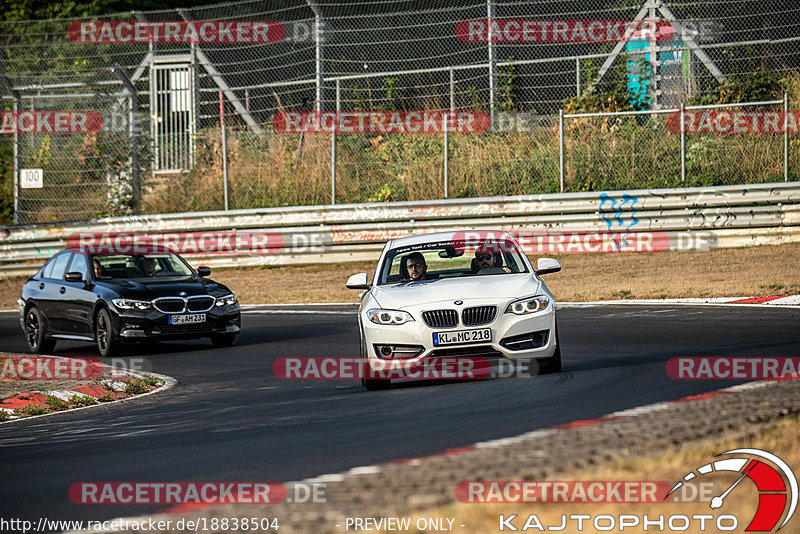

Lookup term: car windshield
[92,253,195,280]
[377,238,529,285]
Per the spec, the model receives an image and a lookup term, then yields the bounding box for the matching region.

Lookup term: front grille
[187,296,214,312]
[422,309,459,328]
[429,346,503,358]
[159,323,212,334]
[154,298,185,313]
[462,305,497,326]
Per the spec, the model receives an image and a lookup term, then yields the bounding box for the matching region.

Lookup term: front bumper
[361,303,557,375]
[113,306,241,341]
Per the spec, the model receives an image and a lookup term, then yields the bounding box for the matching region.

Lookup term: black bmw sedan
[19,246,241,357]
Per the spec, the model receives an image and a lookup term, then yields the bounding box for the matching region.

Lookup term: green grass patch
[45,395,68,411]
[14,405,49,417]
[68,395,97,407]
[124,379,150,395]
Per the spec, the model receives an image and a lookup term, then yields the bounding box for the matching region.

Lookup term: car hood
[370,274,541,310]
[99,278,229,299]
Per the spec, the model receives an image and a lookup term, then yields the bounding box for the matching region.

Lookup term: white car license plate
[169,313,206,325]
[433,328,491,346]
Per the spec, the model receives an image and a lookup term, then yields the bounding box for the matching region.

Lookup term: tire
[359,320,389,391]
[540,320,563,374]
[94,307,120,358]
[25,305,56,354]
[210,333,236,347]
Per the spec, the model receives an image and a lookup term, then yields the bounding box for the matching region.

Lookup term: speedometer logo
[667,449,798,531]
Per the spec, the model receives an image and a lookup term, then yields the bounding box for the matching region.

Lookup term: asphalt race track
[1,304,799,526]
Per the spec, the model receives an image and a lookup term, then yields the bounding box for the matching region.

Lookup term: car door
[42,252,73,333]
[61,253,95,335]
[31,252,71,334]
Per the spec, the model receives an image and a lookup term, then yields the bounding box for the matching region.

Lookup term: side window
[48,253,73,281]
[68,254,90,279]
[40,257,56,279]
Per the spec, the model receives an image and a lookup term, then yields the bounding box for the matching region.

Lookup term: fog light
[379,345,394,357]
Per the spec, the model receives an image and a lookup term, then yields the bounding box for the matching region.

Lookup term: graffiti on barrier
[599,193,640,231]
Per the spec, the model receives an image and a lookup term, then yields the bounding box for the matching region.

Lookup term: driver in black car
[142,257,157,277]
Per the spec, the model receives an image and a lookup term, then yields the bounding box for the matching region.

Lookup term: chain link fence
[1,0,799,223]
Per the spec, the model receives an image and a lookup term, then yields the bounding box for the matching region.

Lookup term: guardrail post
[219,91,229,210]
[680,102,686,184]
[785,93,789,182]
[332,79,339,204]
[559,109,565,193]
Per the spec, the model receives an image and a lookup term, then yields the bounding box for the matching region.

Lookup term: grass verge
[187,243,798,305]
[1,243,798,309]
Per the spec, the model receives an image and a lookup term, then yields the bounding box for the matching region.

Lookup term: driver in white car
[403,252,428,281]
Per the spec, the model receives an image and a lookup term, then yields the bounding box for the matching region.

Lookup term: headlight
[366,308,414,325]
[215,294,237,307]
[112,298,153,311]
[505,295,550,315]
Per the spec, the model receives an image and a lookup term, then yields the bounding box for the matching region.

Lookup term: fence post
[113,64,140,213]
[444,112,449,199]
[575,58,581,97]
[559,109,565,193]
[307,0,324,111]
[785,93,790,182]
[12,94,21,225]
[219,91,229,210]
[449,67,455,112]
[332,79,339,204]
[680,102,686,184]
[487,0,496,127]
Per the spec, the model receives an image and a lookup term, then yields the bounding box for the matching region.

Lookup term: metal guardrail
[0,182,799,278]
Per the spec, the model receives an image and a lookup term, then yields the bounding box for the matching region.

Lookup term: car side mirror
[535,258,561,275]
[64,271,84,283]
[197,266,212,277]
[346,272,370,290]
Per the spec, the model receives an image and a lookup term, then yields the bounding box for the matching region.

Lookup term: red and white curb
[558,295,800,308]
[0,363,175,422]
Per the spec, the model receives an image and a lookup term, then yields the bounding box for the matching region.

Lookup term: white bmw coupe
[347,230,562,390]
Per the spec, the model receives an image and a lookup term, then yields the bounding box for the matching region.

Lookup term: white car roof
[385,230,517,249]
